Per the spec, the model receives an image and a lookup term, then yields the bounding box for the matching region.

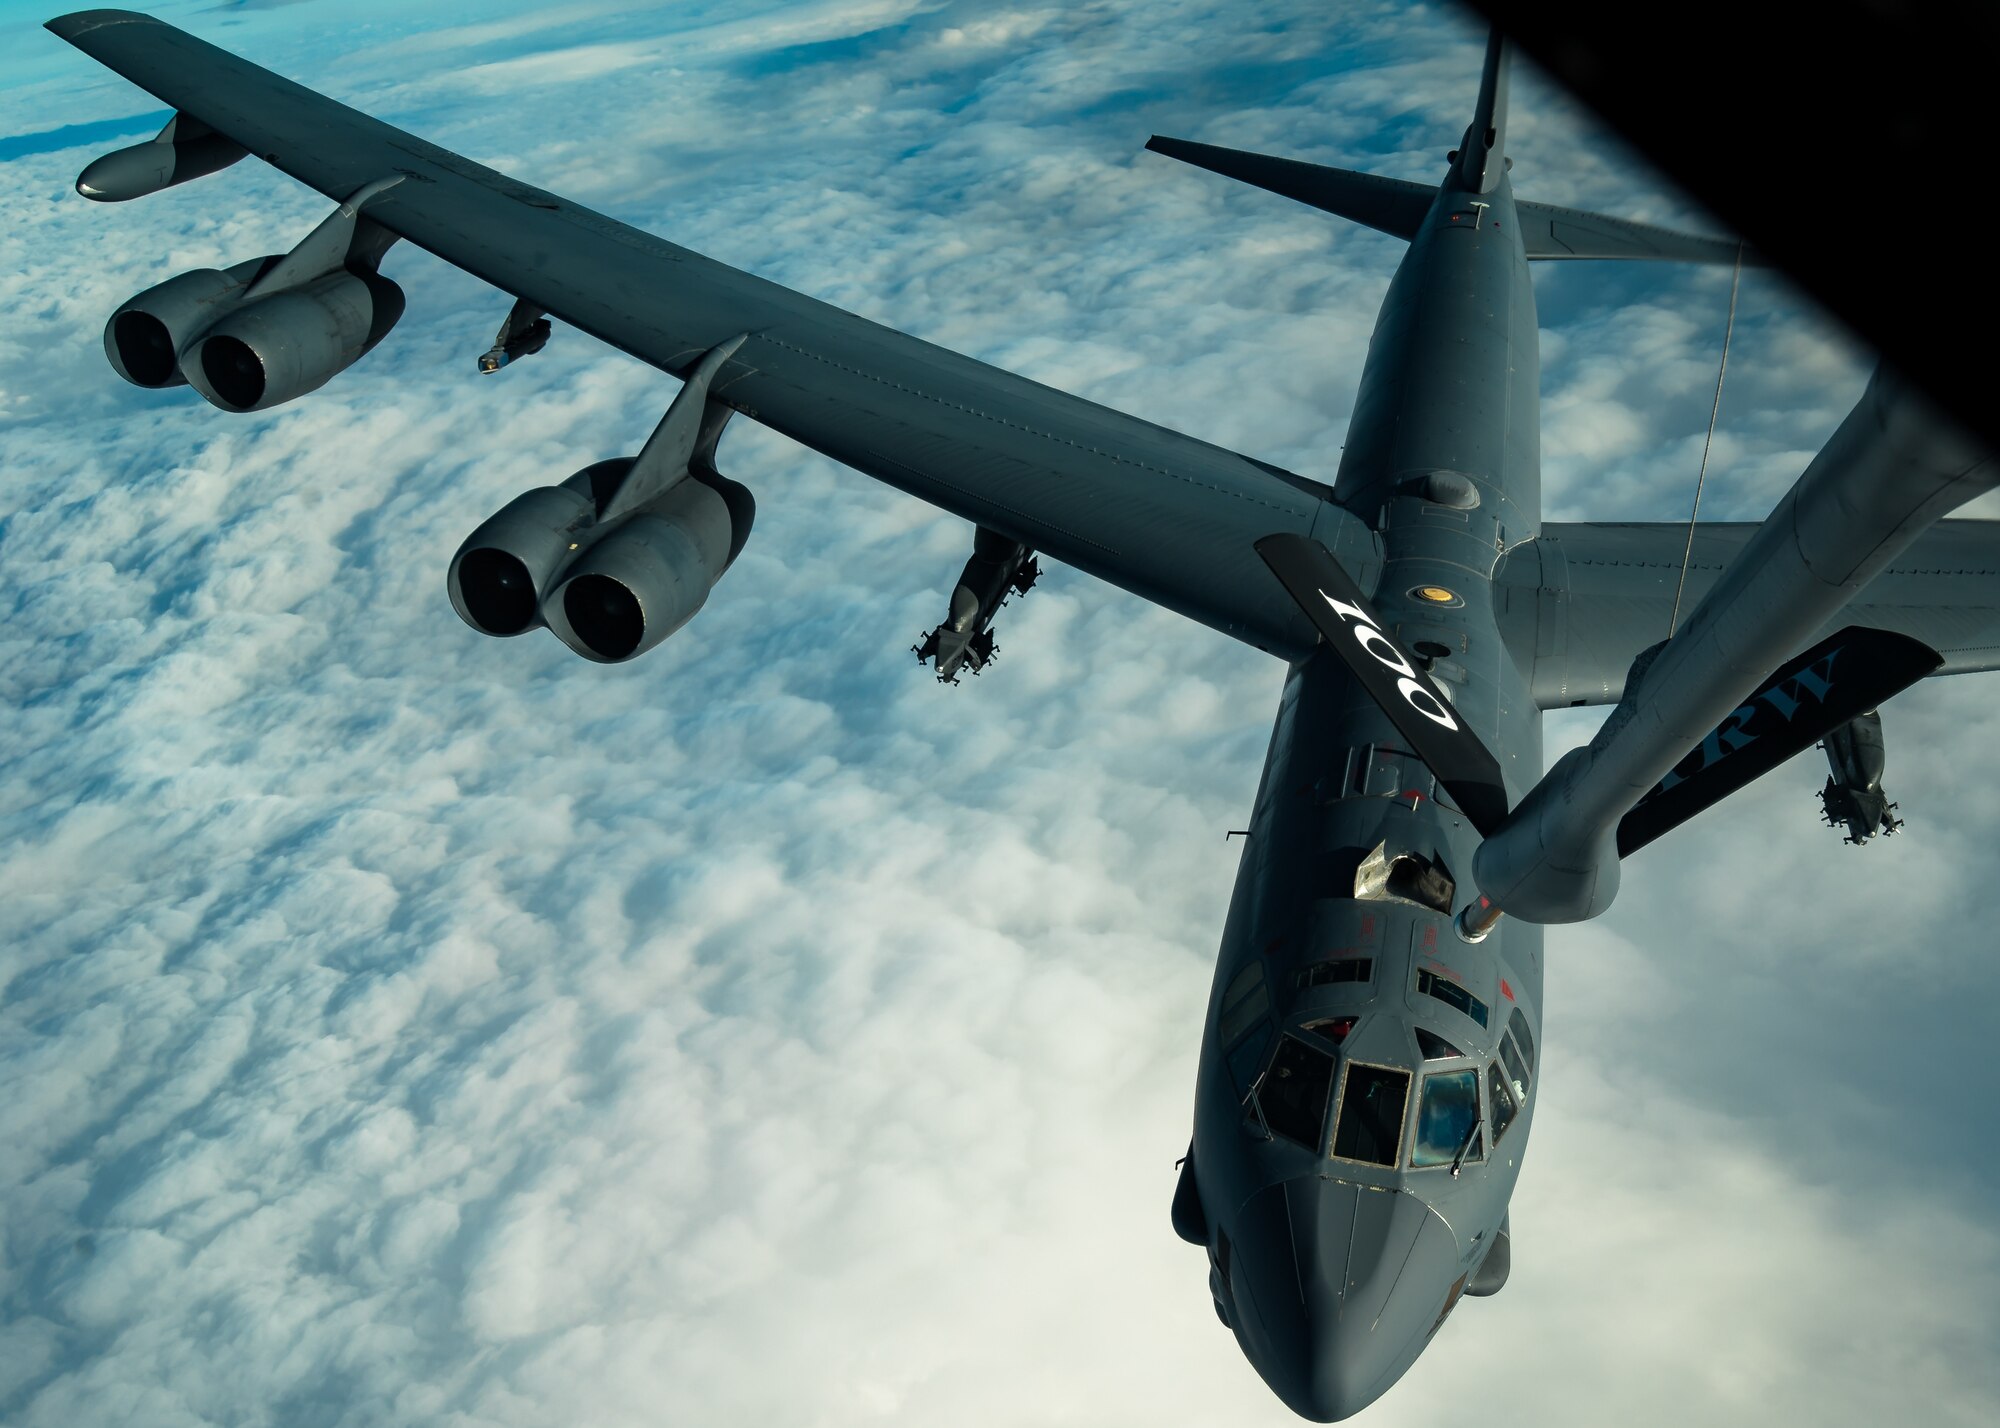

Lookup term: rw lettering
[1656,646,1844,793]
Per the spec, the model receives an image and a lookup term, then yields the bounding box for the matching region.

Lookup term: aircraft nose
[1225,1178,1463,1421]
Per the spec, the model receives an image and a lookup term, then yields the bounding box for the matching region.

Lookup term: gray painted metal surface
[1495,520,2000,706]
[1180,40,1547,1415]
[43,10,2000,1422]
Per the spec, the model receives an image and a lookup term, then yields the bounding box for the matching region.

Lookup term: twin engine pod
[103,261,406,412]
[447,460,755,664]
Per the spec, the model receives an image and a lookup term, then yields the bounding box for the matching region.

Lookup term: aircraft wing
[47,9,1352,659]
[1497,519,2000,707]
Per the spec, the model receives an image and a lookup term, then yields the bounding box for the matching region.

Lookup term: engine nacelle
[544,472,753,663]
[183,270,405,412]
[447,480,599,637]
[103,257,276,389]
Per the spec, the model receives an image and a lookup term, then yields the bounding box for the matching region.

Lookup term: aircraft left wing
[47,10,1358,659]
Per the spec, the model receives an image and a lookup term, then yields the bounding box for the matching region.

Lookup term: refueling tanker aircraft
[45,10,2000,1421]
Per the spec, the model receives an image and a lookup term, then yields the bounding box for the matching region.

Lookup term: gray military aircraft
[45,10,2000,1421]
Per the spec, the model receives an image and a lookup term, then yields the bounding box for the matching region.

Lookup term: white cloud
[3,2,1996,1426]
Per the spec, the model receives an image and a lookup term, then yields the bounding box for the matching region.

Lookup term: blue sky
[3,3,1997,1425]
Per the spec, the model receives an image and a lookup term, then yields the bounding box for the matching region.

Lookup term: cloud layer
[4,2,1997,1425]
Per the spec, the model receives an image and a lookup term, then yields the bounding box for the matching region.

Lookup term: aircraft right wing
[1495,519,2000,708]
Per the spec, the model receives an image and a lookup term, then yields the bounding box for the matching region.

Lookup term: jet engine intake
[544,472,751,663]
[103,257,277,389]
[447,480,600,637]
[183,270,406,412]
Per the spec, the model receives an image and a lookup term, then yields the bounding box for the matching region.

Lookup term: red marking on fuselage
[1500,978,1514,1002]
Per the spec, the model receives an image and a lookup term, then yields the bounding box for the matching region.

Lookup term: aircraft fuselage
[1185,167,1548,1421]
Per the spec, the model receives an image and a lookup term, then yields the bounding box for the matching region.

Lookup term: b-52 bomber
[45,10,1999,1420]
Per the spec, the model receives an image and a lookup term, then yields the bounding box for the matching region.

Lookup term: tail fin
[1147,25,1746,266]
[1145,135,1750,263]
[1456,30,1510,194]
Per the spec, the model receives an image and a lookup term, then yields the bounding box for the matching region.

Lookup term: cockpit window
[1416,968,1490,1027]
[1330,1062,1411,1166]
[1218,963,1269,1048]
[1410,1069,1482,1167]
[1299,957,1373,989]
[1489,1061,1519,1143]
[1303,1016,1356,1046]
[1227,1028,1272,1096]
[1220,964,1273,1095]
[1506,1008,1535,1073]
[1414,1027,1462,1061]
[1257,1035,1337,1150]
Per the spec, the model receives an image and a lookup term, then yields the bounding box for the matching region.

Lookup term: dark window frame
[1409,1067,1485,1170]
[1489,1060,1520,1143]
[1256,1033,1339,1151]
[1328,1059,1412,1167]
[1416,967,1491,1028]
[1297,956,1375,990]
[1218,961,1270,1049]
[1413,1026,1463,1061]
[1507,1008,1536,1074]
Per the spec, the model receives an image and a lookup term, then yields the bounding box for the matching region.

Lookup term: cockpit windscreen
[1410,1069,1482,1167]
[1259,1034,1337,1150]
[1331,1062,1411,1166]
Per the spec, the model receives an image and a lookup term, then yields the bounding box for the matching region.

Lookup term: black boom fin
[1615,626,1941,856]
[1257,534,1510,835]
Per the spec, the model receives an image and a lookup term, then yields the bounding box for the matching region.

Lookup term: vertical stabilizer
[1456,31,1510,193]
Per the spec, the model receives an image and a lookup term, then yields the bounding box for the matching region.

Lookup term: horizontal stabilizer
[1515,201,1748,264]
[1615,626,1940,855]
[1145,137,1433,241]
[1145,136,1746,263]
[1257,533,1510,835]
